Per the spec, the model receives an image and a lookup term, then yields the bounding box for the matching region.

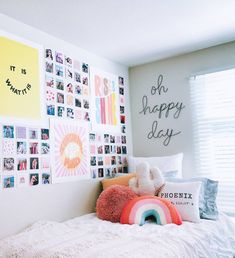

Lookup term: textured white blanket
[0,213,235,258]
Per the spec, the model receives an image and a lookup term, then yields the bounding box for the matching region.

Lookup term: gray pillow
[165,177,218,220]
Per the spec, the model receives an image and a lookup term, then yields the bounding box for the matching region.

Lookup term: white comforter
[0,213,235,258]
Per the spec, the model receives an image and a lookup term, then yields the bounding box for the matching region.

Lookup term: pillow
[128,153,183,178]
[120,196,182,226]
[101,173,136,190]
[96,185,137,222]
[166,177,218,220]
[158,181,202,222]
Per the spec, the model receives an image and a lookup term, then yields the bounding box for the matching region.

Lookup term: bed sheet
[0,213,235,258]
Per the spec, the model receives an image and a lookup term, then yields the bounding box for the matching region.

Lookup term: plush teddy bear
[129,161,165,196]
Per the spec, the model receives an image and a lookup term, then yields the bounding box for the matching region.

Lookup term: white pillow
[128,153,183,177]
[158,181,202,222]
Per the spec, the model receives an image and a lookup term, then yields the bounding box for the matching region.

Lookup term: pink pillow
[96,185,137,223]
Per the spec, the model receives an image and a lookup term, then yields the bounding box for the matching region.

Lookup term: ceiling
[1,0,235,67]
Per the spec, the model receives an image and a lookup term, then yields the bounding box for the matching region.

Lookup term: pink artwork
[50,119,90,183]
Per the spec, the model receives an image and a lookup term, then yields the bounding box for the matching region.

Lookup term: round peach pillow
[96,185,137,223]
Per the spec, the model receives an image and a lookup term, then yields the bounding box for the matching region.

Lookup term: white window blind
[190,68,235,216]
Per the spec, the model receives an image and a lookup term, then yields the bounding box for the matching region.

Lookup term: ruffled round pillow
[96,185,137,222]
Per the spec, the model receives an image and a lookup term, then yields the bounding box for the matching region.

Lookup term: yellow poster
[0,35,41,119]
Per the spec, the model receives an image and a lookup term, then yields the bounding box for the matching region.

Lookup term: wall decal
[50,119,90,183]
[0,34,42,119]
[139,74,185,146]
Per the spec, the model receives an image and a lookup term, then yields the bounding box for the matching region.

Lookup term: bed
[0,212,234,258]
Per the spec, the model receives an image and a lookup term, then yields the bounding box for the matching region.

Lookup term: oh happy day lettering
[139,74,185,146]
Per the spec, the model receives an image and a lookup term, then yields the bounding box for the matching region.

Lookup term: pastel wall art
[0,33,42,119]
[50,119,90,183]
[90,68,120,132]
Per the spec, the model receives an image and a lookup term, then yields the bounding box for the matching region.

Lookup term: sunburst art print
[50,118,89,183]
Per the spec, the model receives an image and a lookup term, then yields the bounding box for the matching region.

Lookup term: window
[190,68,235,216]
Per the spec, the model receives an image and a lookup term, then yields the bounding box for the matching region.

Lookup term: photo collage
[45,48,90,121]
[89,76,128,178]
[0,124,51,189]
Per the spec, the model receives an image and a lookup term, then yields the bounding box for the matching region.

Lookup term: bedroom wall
[129,41,235,178]
[0,14,132,239]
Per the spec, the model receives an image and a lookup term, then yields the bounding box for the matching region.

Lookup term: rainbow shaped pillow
[120,196,182,226]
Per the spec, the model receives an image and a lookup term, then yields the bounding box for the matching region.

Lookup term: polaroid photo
[110,135,115,143]
[121,135,127,144]
[41,157,50,169]
[3,125,14,138]
[65,55,72,67]
[121,125,126,134]
[18,173,29,188]
[67,95,74,106]
[45,48,53,60]
[90,144,96,155]
[98,168,104,178]
[3,158,14,171]
[111,167,117,177]
[74,110,82,120]
[120,115,126,124]
[45,75,54,88]
[90,156,96,166]
[55,65,64,77]
[120,106,125,114]
[97,145,103,154]
[118,76,124,86]
[57,92,64,104]
[17,158,27,171]
[75,84,82,95]
[56,79,64,91]
[3,140,15,156]
[3,175,15,189]
[45,62,53,73]
[111,156,116,165]
[30,157,39,170]
[41,142,50,155]
[47,105,55,116]
[75,98,82,108]
[42,173,51,184]
[104,145,110,154]
[118,166,123,173]
[41,129,49,140]
[91,168,97,179]
[110,145,116,154]
[16,141,27,154]
[46,88,55,102]
[66,68,73,79]
[116,135,121,144]
[29,128,38,140]
[89,133,96,141]
[119,87,124,95]
[67,108,74,119]
[55,51,63,64]
[122,146,127,154]
[73,60,80,71]
[82,76,88,86]
[57,106,65,117]
[84,112,90,121]
[66,83,73,94]
[83,99,89,109]
[123,166,128,173]
[82,86,89,96]
[29,173,39,186]
[122,157,128,166]
[104,156,111,166]
[97,156,103,166]
[119,95,125,104]
[116,146,121,154]
[104,134,109,143]
[74,72,81,83]
[96,134,103,142]
[105,168,111,177]
[117,156,122,165]
[16,126,27,139]
[82,63,89,73]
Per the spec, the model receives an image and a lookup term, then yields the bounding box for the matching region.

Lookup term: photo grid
[89,76,128,178]
[45,48,90,122]
[0,124,51,190]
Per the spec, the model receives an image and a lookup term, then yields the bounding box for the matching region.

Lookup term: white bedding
[0,213,235,258]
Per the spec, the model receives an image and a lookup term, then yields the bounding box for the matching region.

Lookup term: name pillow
[128,153,183,178]
[158,181,202,222]
[166,177,218,220]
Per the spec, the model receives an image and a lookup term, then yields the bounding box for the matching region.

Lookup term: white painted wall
[129,41,235,178]
[0,14,132,239]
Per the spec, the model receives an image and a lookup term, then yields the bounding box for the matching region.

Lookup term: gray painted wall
[129,41,235,178]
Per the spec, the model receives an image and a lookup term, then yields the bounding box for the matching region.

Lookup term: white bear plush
[129,162,165,196]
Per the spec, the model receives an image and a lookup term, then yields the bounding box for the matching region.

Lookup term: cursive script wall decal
[139,74,185,146]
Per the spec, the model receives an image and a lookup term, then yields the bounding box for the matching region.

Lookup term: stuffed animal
[129,162,165,196]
